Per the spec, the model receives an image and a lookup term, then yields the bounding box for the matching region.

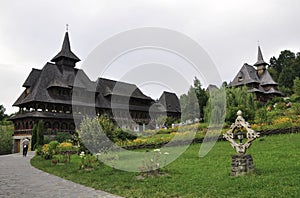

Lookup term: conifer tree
[31,124,37,150]
[36,120,44,146]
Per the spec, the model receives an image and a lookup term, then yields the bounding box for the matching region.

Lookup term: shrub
[48,141,60,155]
[43,136,52,144]
[35,145,43,156]
[55,142,77,163]
[255,107,268,124]
[41,144,51,159]
[57,142,73,152]
[40,142,61,160]
[0,124,13,155]
[291,103,300,115]
[79,151,98,170]
[55,132,72,143]
[225,86,258,124]
[114,128,137,141]
[272,117,293,129]
[77,116,138,153]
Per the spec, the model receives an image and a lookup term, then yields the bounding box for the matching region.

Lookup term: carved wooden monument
[223,110,260,176]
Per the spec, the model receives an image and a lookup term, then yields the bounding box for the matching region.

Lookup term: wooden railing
[14,129,75,136]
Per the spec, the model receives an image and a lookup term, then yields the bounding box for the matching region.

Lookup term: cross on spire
[66,24,69,32]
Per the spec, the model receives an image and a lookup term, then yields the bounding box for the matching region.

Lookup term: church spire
[254,45,268,67]
[51,31,80,67]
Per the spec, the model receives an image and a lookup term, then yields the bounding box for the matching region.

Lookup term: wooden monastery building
[10,31,181,153]
[228,46,283,103]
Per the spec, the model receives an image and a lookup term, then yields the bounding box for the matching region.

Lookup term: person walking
[22,138,30,157]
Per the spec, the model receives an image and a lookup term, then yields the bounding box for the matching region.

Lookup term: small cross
[66,24,69,32]
[257,40,260,46]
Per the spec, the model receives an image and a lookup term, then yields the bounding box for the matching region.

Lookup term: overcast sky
[1,0,300,114]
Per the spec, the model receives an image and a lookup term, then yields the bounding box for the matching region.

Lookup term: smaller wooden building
[228,46,283,103]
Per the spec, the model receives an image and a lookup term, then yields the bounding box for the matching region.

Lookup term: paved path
[0,152,122,198]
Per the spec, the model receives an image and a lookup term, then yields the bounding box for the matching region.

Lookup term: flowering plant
[139,149,170,176]
[78,151,96,170]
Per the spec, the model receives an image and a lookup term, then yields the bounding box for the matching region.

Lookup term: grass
[31,133,300,197]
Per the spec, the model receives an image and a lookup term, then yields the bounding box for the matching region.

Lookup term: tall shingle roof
[158,91,181,113]
[22,69,41,88]
[254,46,268,66]
[259,70,278,86]
[229,64,260,87]
[51,32,80,65]
[96,78,153,100]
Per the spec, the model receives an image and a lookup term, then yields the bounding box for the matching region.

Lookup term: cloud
[0,0,300,114]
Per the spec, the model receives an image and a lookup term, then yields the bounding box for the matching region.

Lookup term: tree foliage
[180,86,199,121]
[193,77,208,120]
[204,87,226,125]
[156,116,167,128]
[36,120,44,146]
[77,115,136,153]
[0,105,7,121]
[180,77,208,122]
[31,124,37,150]
[278,67,295,89]
[225,86,258,123]
[293,77,300,96]
[0,124,13,155]
[269,50,300,95]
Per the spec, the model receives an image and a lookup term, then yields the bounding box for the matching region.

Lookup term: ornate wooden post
[223,110,260,176]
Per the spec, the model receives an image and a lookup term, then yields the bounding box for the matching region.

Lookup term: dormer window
[25,88,30,95]
[238,72,243,82]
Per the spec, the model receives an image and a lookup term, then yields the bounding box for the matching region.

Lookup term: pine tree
[36,120,44,146]
[31,124,37,150]
[193,77,208,121]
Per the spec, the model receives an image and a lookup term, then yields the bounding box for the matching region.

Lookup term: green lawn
[31,133,300,197]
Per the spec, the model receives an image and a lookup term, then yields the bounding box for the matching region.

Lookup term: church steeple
[254,45,268,77]
[254,46,268,67]
[51,31,80,67]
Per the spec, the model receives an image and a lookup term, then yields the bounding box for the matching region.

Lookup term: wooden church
[229,46,283,103]
[10,31,181,153]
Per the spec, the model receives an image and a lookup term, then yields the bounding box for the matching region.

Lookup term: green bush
[291,103,300,115]
[114,128,137,141]
[0,124,13,155]
[35,145,43,156]
[226,105,255,124]
[48,140,60,155]
[255,107,268,124]
[55,132,72,143]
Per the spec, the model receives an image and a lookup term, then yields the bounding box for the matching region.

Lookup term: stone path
[0,152,122,198]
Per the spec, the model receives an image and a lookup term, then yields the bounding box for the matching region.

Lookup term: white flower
[164,152,169,155]
[79,151,85,158]
[150,158,154,162]
[153,149,161,152]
